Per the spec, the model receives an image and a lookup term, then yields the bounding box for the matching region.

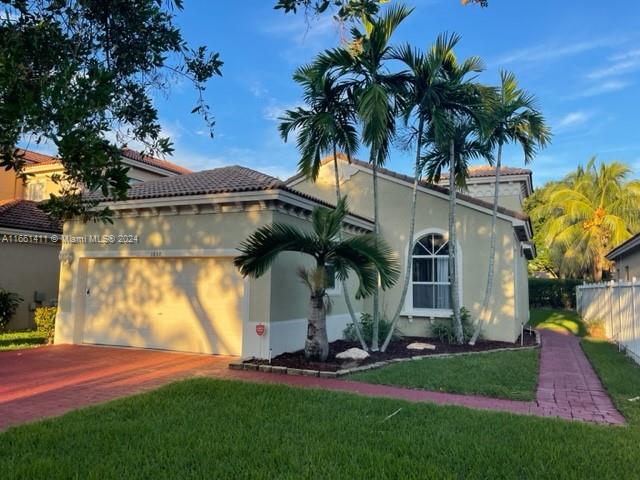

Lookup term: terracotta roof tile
[121,148,192,175]
[0,200,62,234]
[440,165,531,179]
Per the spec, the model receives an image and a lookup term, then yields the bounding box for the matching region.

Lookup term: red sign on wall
[256,323,265,336]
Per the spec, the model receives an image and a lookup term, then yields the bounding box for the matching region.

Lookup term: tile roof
[287,154,530,222]
[0,200,62,234]
[17,147,191,175]
[121,148,192,175]
[439,165,532,179]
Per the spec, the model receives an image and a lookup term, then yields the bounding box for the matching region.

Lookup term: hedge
[528,278,583,309]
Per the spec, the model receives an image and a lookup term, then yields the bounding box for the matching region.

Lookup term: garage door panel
[82,257,243,355]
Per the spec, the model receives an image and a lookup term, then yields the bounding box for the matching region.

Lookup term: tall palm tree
[311,4,412,350]
[234,197,400,361]
[534,157,640,282]
[422,114,492,343]
[469,71,550,344]
[380,33,484,351]
[279,66,369,350]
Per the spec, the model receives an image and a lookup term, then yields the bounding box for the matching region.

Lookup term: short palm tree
[535,157,640,282]
[279,66,369,350]
[311,3,412,350]
[234,197,400,361]
[468,71,550,344]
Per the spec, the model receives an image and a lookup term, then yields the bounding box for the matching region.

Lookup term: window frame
[324,262,342,297]
[402,228,462,318]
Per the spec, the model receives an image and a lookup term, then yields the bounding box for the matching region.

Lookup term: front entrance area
[81,257,245,355]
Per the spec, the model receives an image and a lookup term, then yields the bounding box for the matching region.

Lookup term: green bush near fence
[529,278,583,309]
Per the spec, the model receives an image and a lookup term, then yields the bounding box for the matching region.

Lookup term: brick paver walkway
[0,329,625,431]
[0,345,237,431]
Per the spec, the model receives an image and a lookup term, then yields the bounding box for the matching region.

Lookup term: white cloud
[556,111,592,130]
[262,101,301,122]
[586,48,640,80]
[493,37,622,67]
[249,81,269,98]
[575,79,631,98]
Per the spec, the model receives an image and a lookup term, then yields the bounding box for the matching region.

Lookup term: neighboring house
[55,154,534,359]
[437,165,533,212]
[606,233,640,282]
[0,148,190,329]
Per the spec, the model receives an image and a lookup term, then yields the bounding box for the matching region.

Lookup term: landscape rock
[335,347,370,360]
[407,342,436,351]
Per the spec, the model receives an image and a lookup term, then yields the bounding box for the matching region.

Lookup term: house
[0,148,190,329]
[437,165,533,212]
[54,154,534,359]
[606,233,640,282]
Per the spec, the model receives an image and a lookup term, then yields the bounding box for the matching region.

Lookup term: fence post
[632,278,637,356]
[609,280,615,345]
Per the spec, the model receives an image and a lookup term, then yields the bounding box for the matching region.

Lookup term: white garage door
[82,257,244,355]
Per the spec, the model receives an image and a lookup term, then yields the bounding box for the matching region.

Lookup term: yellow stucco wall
[291,161,524,342]
[0,240,60,329]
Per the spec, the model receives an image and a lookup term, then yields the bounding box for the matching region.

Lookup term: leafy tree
[1,0,222,221]
[234,197,399,361]
[279,66,368,350]
[533,157,640,281]
[524,184,561,278]
[275,0,488,20]
[311,3,412,350]
[469,71,550,344]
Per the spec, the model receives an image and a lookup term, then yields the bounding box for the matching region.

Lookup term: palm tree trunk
[371,156,381,352]
[332,146,368,351]
[381,116,425,352]
[448,139,464,344]
[305,291,329,361]
[470,142,503,345]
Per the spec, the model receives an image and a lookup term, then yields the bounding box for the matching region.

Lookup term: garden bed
[235,329,538,375]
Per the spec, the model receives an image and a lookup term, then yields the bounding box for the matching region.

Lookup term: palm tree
[469,71,550,344]
[422,113,492,343]
[279,66,369,350]
[311,4,412,350]
[234,197,400,361]
[535,157,640,282]
[380,33,485,351]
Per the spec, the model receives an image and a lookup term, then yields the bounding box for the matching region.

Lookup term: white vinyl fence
[577,281,640,364]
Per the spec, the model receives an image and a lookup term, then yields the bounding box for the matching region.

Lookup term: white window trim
[401,227,463,318]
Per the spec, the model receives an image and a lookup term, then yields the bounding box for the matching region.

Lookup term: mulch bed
[250,330,537,372]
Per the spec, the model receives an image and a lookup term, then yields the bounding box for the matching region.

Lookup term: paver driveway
[0,344,236,431]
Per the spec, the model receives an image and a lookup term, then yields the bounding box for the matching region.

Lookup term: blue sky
[31,0,640,186]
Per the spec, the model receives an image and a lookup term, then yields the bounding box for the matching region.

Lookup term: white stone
[406,342,436,351]
[336,347,370,360]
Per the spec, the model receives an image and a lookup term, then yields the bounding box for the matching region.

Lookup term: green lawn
[0,330,47,351]
[2,373,640,479]
[349,349,539,401]
[529,308,587,336]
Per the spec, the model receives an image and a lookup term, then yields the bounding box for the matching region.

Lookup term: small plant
[34,306,57,344]
[0,289,22,330]
[431,307,475,344]
[343,313,400,345]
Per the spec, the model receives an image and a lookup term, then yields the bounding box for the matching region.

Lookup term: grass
[0,330,47,351]
[582,338,640,425]
[2,375,640,479]
[529,308,587,336]
[349,349,539,401]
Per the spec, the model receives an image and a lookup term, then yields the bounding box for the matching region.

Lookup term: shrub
[584,318,606,338]
[34,306,57,343]
[431,307,475,344]
[529,278,583,309]
[0,289,22,330]
[343,313,400,345]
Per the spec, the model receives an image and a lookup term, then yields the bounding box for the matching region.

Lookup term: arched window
[412,233,451,310]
